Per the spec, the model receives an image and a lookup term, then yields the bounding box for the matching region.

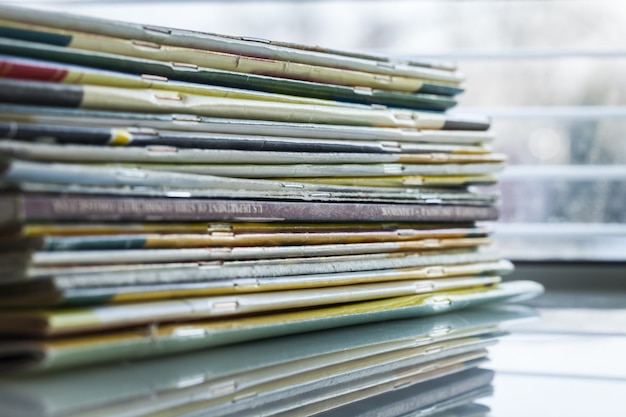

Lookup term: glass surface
[482,298,626,417]
[1,296,624,416]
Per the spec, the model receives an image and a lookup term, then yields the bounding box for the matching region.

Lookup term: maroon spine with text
[0,194,499,225]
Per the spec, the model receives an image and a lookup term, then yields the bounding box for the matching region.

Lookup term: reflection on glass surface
[480,301,626,417]
[0,305,536,417]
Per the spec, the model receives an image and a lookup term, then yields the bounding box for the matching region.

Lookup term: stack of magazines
[0,5,542,414]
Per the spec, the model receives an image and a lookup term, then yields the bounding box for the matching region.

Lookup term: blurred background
[12,0,626,268]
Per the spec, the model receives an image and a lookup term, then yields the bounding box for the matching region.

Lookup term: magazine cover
[0,121,491,154]
[0,104,493,144]
[0,5,462,80]
[0,281,543,372]
[0,38,460,109]
[0,17,462,91]
[0,276,503,336]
